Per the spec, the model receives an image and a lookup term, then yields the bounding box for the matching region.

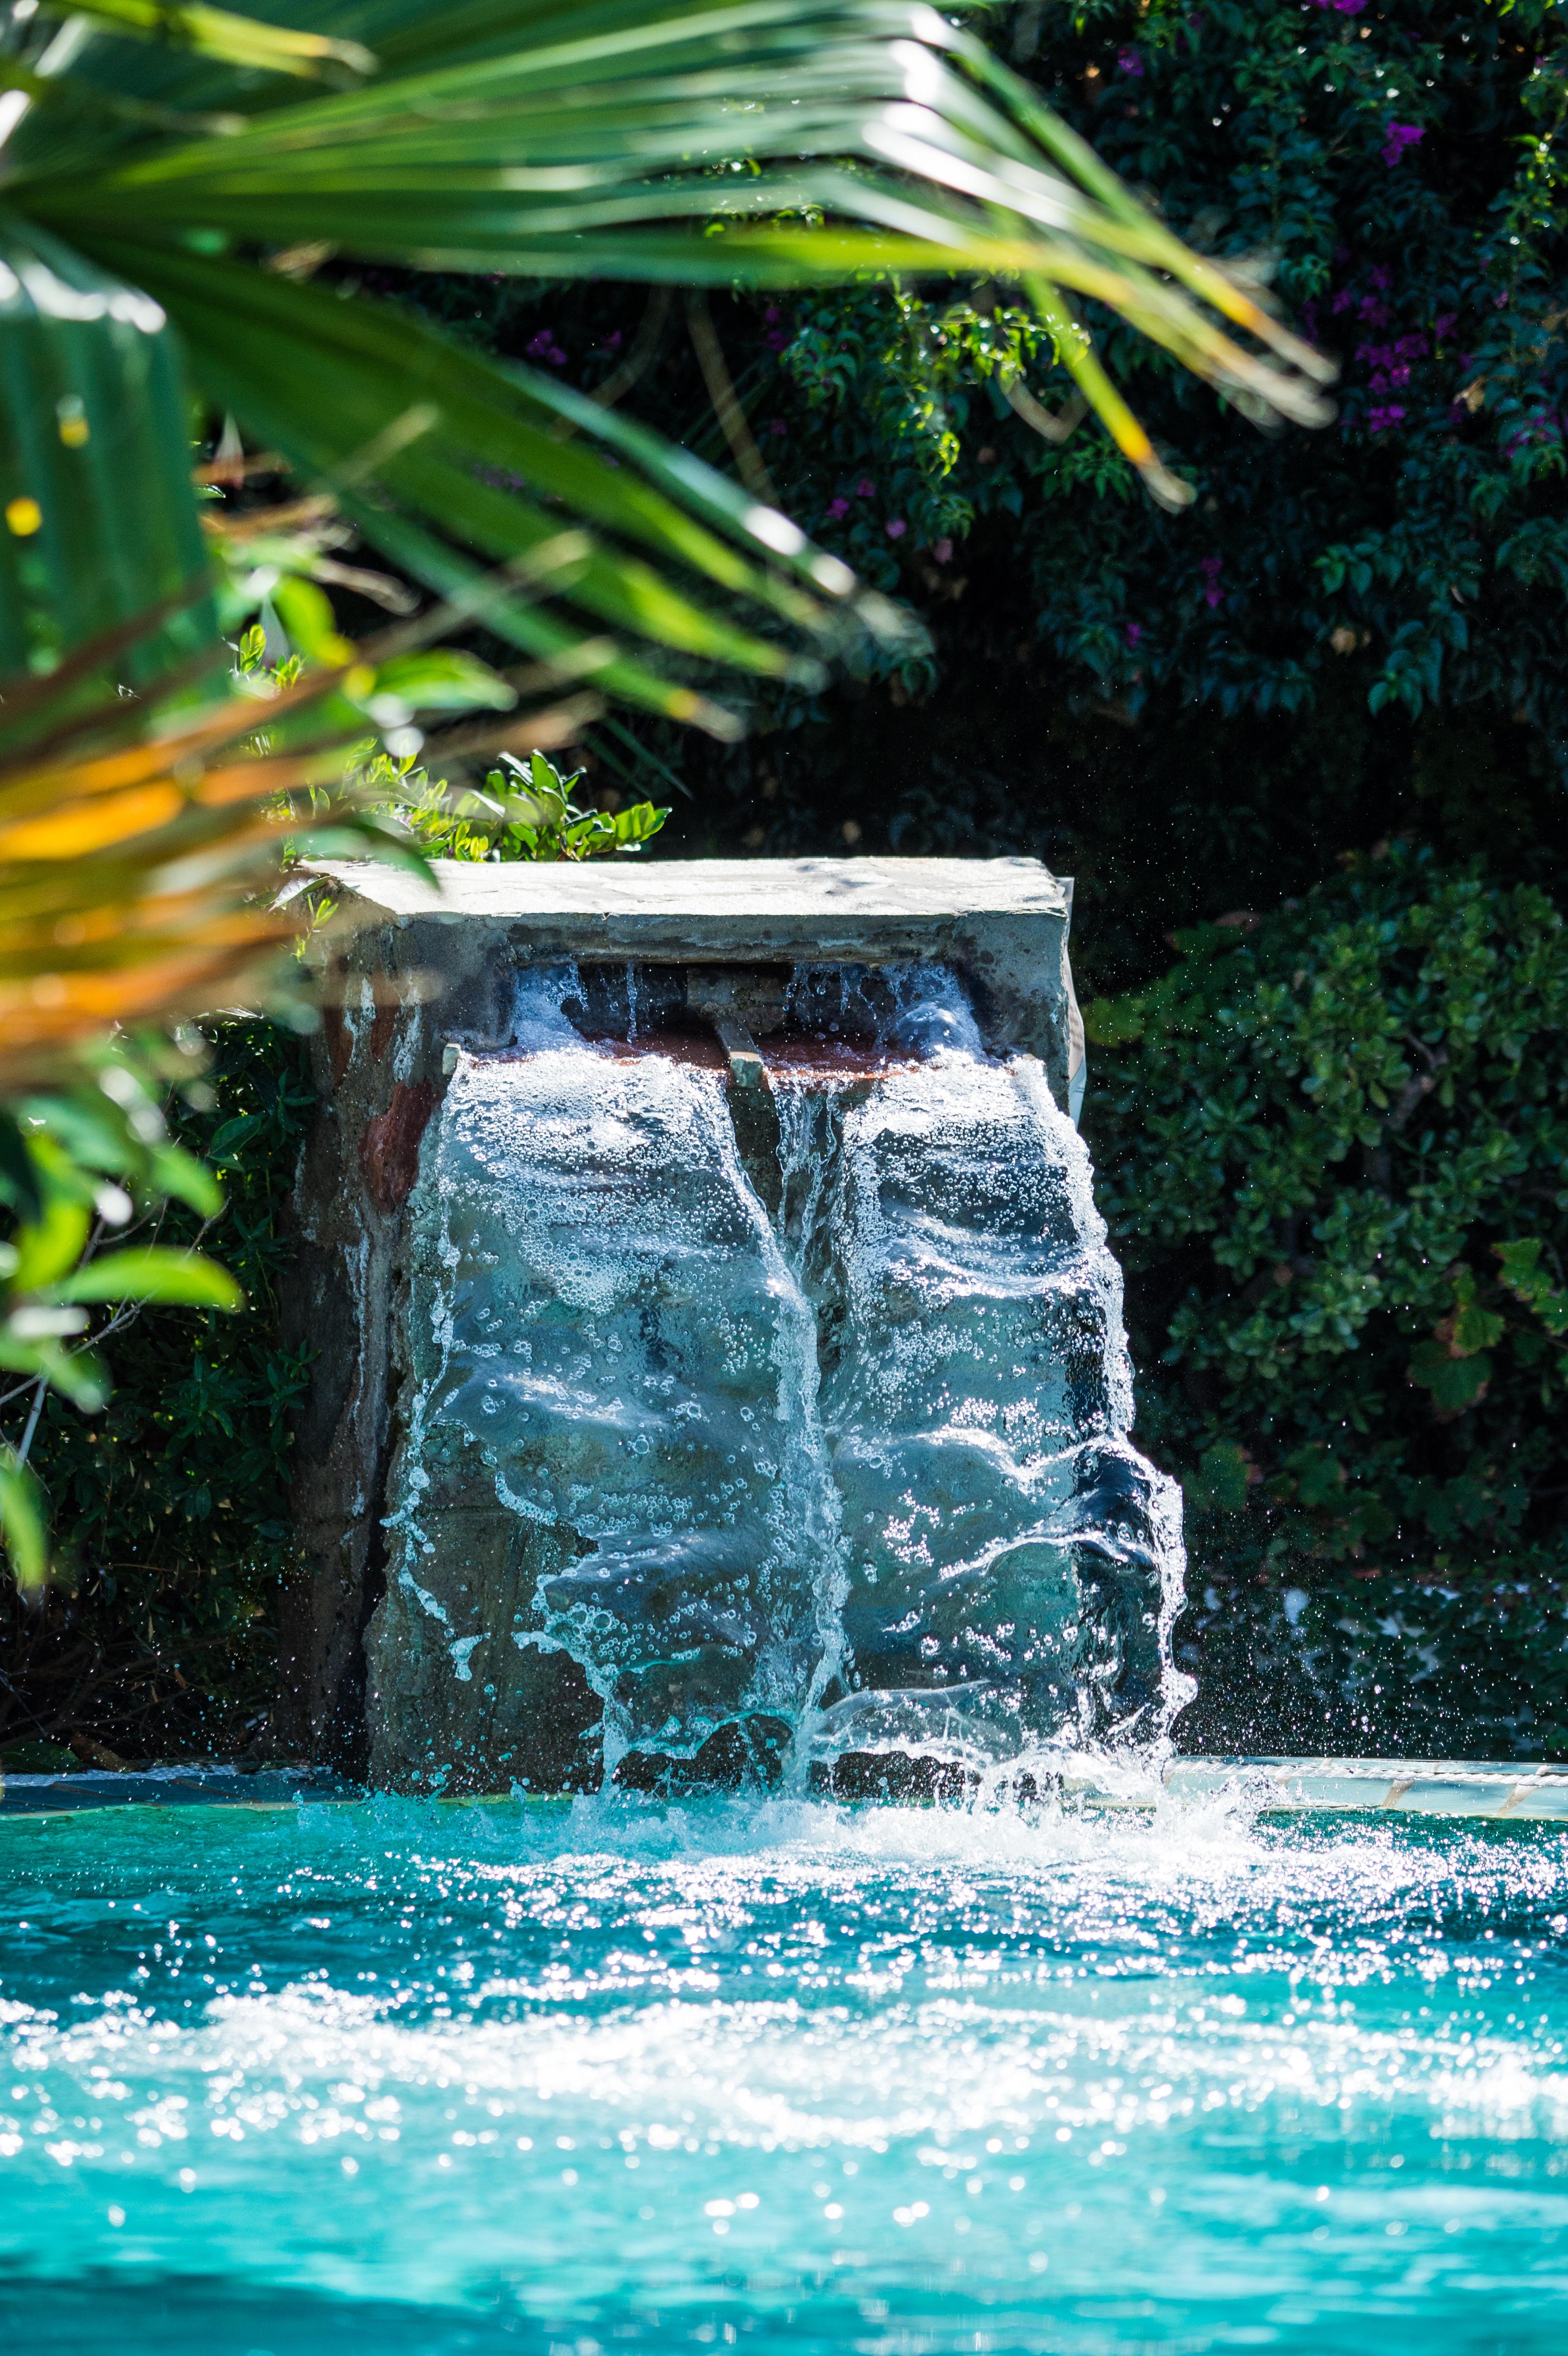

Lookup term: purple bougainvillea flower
[855,476,875,497]
[886,518,907,539]
[825,497,850,522]
[1198,556,1223,610]
[932,537,953,565]
[1125,622,1143,646]
[1117,46,1143,75]
[1382,122,1424,165]
[1367,405,1406,434]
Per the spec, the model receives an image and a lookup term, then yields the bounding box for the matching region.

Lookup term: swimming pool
[2,1791,1566,2352]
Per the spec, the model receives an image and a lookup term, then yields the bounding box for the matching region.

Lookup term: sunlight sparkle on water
[2,1791,1567,2351]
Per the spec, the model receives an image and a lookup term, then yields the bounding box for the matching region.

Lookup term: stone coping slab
[0,1767,345,1813]
[6,1758,1567,1820]
[1072,1755,1568,1820]
[309,854,1071,935]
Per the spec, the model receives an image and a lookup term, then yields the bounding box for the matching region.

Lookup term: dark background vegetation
[6,0,1566,1767]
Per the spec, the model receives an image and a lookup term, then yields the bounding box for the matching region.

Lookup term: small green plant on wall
[388,751,669,866]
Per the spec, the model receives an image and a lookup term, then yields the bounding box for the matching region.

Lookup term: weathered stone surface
[278,916,507,1767]
[307,854,1077,1091]
[282,859,1080,1778]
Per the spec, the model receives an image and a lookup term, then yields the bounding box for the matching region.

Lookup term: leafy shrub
[766,0,1568,737]
[0,1021,314,1762]
[386,751,669,863]
[1087,848,1568,1756]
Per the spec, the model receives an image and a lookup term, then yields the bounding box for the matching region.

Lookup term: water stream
[377,963,1188,1790]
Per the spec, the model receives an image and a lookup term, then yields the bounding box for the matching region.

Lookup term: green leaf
[1082,995,1145,1049]
[1409,1342,1492,1415]
[1445,1266,1505,1356]
[9,1191,93,1292]
[1287,1445,1346,1514]
[62,0,376,80]
[206,1110,266,1159]
[23,1090,142,1181]
[371,650,516,714]
[1189,1440,1253,1516]
[0,1111,43,1222]
[0,1329,108,1409]
[609,800,670,849]
[0,1447,48,1593]
[145,1141,224,1218]
[0,220,219,731]
[51,1246,244,1309]
[270,572,349,664]
[1494,1239,1568,1338]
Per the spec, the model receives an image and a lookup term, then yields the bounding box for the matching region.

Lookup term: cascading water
[373,960,1189,1790]
[13,855,1561,2356]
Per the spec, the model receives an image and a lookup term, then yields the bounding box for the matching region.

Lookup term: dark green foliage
[383,2,1567,974]
[0,1021,314,1760]
[656,0,1568,994]
[1086,848,1568,1756]
[762,0,1568,733]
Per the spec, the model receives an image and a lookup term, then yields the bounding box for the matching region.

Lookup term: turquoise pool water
[2,1793,1566,2352]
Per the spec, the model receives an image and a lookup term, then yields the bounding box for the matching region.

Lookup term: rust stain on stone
[360,1080,438,1217]
[369,999,398,1063]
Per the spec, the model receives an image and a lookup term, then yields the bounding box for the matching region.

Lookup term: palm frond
[58,0,375,81]
[0,220,218,700]
[12,0,1331,530]
[0,633,443,1091]
[91,240,897,726]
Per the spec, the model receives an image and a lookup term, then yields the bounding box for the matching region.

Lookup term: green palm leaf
[0,220,216,697]
[1,0,1335,719]
[60,0,374,79]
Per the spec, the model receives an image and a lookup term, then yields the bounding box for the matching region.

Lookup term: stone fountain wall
[278,859,1080,1780]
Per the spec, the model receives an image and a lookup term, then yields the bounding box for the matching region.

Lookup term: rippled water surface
[2,1793,1567,2352]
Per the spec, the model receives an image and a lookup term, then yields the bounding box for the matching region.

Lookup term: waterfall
[373,962,1189,1790]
